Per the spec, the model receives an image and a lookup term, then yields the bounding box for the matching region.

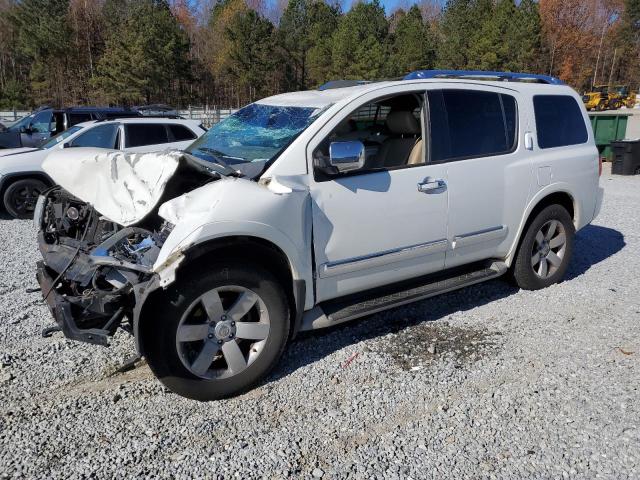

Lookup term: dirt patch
[375,322,499,370]
[57,360,154,398]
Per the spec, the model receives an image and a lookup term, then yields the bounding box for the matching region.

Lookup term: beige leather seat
[372,111,423,168]
[407,138,423,165]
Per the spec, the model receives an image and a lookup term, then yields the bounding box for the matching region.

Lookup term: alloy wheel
[175,286,270,380]
[531,219,567,279]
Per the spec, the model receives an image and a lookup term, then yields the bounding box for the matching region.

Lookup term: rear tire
[3,178,47,219]
[142,262,290,401]
[511,205,575,290]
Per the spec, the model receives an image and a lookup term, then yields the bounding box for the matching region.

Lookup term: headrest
[385,111,421,135]
[334,118,356,135]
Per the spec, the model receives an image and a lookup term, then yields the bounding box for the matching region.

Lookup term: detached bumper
[36,261,123,346]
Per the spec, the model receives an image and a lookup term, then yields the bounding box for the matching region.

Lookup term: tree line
[0,0,638,110]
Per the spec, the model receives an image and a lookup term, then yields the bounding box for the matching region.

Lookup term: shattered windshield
[186,103,324,168]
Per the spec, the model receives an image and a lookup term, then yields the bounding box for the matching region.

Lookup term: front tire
[512,204,575,290]
[3,178,47,219]
[142,262,290,401]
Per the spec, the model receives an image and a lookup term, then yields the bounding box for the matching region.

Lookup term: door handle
[417,178,446,193]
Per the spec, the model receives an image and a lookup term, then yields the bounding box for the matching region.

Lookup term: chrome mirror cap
[329,141,365,173]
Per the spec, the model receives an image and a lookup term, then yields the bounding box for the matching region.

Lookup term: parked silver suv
[34,70,603,400]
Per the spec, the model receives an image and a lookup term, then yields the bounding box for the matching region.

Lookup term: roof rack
[318,80,372,91]
[93,114,186,123]
[404,70,564,85]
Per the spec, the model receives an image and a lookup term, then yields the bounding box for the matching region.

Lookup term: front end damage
[35,187,174,345]
[34,149,228,346]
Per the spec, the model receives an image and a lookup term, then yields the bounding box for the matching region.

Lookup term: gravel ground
[0,163,638,479]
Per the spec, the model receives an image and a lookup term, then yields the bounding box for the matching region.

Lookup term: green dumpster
[589,112,631,161]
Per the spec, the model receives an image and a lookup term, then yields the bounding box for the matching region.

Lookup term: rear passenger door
[68,123,120,149]
[426,86,531,268]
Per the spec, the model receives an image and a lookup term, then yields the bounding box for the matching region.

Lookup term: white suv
[34,70,603,400]
[0,118,205,218]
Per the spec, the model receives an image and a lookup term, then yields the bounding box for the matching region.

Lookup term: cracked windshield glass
[186,103,324,171]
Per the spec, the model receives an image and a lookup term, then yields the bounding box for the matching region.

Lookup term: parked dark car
[0,106,141,149]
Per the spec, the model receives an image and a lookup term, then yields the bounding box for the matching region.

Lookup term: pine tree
[387,5,436,77]
[436,0,475,69]
[8,0,72,105]
[331,0,388,79]
[225,8,276,100]
[93,0,190,105]
[278,0,340,90]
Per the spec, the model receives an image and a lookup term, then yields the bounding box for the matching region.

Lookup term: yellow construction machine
[583,85,637,111]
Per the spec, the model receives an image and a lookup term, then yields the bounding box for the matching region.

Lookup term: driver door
[23,110,54,147]
[309,89,449,303]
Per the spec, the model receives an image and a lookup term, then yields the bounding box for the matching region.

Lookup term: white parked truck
[34,70,603,400]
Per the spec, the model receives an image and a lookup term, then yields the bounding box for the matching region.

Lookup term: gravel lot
[1,163,638,479]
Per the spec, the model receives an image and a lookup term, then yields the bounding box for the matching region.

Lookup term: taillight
[598,156,603,176]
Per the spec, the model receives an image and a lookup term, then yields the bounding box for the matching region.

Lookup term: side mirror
[20,125,31,134]
[329,141,365,173]
[62,142,70,148]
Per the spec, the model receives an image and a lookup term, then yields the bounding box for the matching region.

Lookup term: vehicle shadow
[268,224,625,383]
[565,224,625,280]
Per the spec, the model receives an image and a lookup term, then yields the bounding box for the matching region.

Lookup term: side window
[69,124,119,149]
[125,124,169,147]
[427,90,518,162]
[68,113,93,126]
[313,92,425,179]
[533,95,588,149]
[168,124,197,141]
[30,111,53,134]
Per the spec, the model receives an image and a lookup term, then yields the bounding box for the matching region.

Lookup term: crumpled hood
[43,148,183,226]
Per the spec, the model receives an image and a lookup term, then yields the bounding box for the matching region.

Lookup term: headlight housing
[33,194,46,230]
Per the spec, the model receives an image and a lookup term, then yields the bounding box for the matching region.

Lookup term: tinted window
[68,113,93,126]
[168,124,197,141]
[428,90,517,162]
[70,124,119,149]
[125,124,169,147]
[533,95,588,149]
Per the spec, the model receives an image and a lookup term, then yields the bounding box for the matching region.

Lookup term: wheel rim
[11,184,41,214]
[531,220,567,279]
[176,286,270,380]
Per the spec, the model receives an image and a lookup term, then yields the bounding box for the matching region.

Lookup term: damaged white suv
[34,70,603,400]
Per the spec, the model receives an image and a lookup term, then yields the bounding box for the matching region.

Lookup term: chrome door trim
[319,239,448,278]
[452,225,508,249]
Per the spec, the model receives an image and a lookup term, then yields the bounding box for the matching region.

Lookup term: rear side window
[68,113,93,126]
[533,95,588,149]
[125,124,169,147]
[69,124,119,149]
[168,124,197,141]
[428,90,518,162]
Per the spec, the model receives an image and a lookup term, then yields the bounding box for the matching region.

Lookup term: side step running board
[300,261,507,331]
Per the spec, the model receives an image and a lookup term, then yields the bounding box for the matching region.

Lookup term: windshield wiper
[181,152,242,178]
[196,147,246,163]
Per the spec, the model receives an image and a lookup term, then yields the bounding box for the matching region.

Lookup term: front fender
[152,177,315,310]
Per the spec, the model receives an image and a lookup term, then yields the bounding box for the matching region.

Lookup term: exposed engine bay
[36,188,173,340]
[35,151,235,345]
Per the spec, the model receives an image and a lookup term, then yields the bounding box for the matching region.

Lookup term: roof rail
[318,80,372,91]
[404,70,564,85]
